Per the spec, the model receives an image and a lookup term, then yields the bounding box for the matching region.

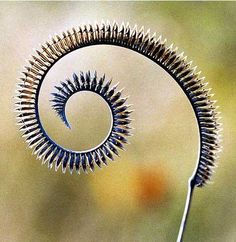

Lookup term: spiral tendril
[15,21,222,241]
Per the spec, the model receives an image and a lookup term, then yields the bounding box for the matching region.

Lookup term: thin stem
[177,179,195,242]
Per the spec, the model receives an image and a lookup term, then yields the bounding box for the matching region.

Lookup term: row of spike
[16,96,132,174]
[40,130,131,174]
[16,70,133,173]
[15,22,221,180]
[50,71,132,130]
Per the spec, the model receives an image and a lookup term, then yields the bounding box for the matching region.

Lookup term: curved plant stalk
[15,21,222,241]
[177,179,195,242]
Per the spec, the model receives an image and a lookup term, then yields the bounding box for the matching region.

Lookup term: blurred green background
[0,2,235,242]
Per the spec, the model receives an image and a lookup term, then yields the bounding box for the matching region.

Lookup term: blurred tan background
[0,2,235,242]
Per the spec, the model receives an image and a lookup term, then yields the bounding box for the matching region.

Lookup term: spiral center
[65,91,112,151]
[41,90,112,152]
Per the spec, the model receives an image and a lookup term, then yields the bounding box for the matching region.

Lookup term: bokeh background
[0,2,235,242]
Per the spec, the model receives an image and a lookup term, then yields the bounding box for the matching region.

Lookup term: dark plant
[15,22,221,241]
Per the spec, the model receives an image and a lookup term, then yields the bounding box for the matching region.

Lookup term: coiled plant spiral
[15,21,222,242]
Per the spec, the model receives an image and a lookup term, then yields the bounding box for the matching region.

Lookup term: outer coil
[16,22,221,186]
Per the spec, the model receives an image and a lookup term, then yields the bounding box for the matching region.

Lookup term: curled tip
[49,71,132,172]
[64,119,71,129]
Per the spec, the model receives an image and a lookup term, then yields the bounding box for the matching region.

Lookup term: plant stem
[177,179,195,242]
